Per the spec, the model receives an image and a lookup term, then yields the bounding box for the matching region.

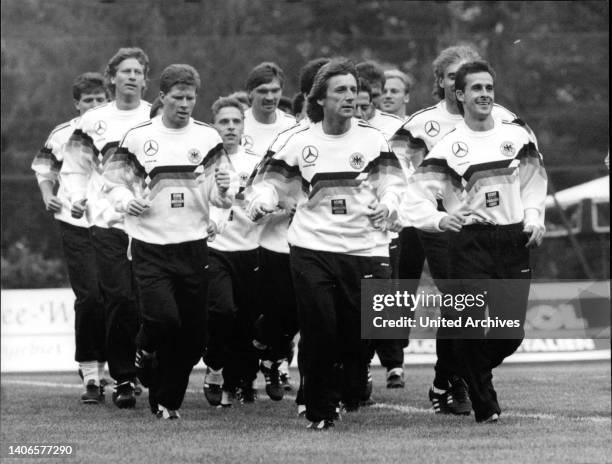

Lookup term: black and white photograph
[1,1,610,463]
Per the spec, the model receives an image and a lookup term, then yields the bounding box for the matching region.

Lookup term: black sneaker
[80,380,104,404]
[238,383,257,403]
[156,406,180,420]
[448,376,471,416]
[204,367,224,406]
[78,368,112,391]
[135,349,158,388]
[429,386,453,414]
[342,402,359,413]
[386,368,405,389]
[112,381,136,409]
[260,361,284,401]
[307,419,334,431]
[477,412,500,423]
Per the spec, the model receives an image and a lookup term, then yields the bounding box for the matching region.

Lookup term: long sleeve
[102,144,145,212]
[245,145,303,217]
[61,128,97,203]
[517,141,547,226]
[368,139,406,219]
[400,156,463,232]
[199,143,233,209]
[32,145,62,185]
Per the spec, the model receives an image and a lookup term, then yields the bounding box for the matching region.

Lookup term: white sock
[97,362,106,381]
[79,361,99,386]
[432,384,448,394]
[387,367,404,378]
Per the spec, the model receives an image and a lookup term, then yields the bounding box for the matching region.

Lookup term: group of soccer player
[32,43,547,428]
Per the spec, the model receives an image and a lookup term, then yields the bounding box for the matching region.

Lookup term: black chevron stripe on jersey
[200,143,226,170]
[69,129,98,160]
[32,146,62,171]
[462,159,513,182]
[363,151,403,173]
[391,127,428,150]
[99,142,120,165]
[108,147,147,178]
[259,157,301,180]
[419,157,463,188]
[515,142,543,164]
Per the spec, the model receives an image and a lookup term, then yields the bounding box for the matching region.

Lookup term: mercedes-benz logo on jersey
[500,141,516,157]
[94,120,107,135]
[242,134,254,149]
[424,120,440,137]
[302,145,319,163]
[187,148,203,164]
[349,152,365,170]
[452,141,469,158]
[143,140,159,156]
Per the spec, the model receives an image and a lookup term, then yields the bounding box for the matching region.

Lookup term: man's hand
[126,198,150,217]
[439,212,465,232]
[207,221,218,242]
[215,167,230,194]
[71,198,87,219]
[523,222,545,248]
[43,194,62,213]
[249,201,275,222]
[366,202,390,230]
[388,218,403,233]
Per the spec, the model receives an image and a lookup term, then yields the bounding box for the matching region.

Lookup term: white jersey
[209,146,262,252]
[242,108,297,157]
[62,100,151,229]
[401,120,547,232]
[103,116,231,245]
[31,117,89,227]
[392,101,522,163]
[248,119,405,257]
[368,109,405,141]
[242,109,299,253]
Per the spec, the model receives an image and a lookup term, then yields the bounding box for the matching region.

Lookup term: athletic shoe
[429,386,453,414]
[220,388,236,408]
[342,402,359,413]
[78,368,113,391]
[478,412,499,423]
[386,367,405,389]
[80,380,104,404]
[278,360,292,391]
[297,404,307,417]
[448,376,471,415]
[112,381,136,409]
[156,405,180,420]
[203,367,223,406]
[135,349,158,388]
[238,382,257,403]
[260,360,284,401]
[306,419,334,431]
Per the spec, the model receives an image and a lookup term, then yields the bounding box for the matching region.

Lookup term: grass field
[1,361,610,464]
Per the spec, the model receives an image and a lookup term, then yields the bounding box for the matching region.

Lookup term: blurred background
[1,0,609,287]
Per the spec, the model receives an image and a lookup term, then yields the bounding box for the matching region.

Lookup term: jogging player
[31,72,109,404]
[103,64,232,419]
